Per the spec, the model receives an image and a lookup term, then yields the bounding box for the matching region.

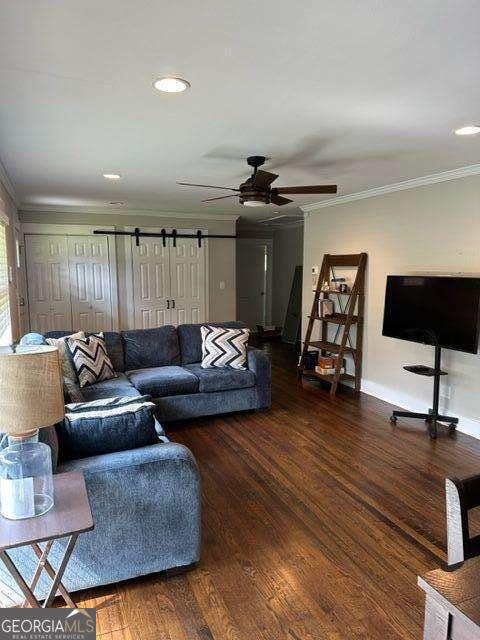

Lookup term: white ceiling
[0,0,479,222]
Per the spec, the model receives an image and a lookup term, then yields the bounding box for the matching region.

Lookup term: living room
[1,2,480,639]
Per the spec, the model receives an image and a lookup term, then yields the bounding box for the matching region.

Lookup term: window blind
[0,223,11,346]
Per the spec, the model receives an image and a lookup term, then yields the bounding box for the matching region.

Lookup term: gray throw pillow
[57,396,158,461]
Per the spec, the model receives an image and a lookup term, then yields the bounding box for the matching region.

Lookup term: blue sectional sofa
[0,322,271,604]
[47,321,271,420]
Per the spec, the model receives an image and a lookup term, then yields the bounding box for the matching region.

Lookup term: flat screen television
[382,275,480,354]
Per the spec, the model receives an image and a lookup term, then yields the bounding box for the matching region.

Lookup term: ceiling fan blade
[270,195,293,206]
[177,182,240,191]
[201,194,238,202]
[274,185,337,195]
[251,170,278,189]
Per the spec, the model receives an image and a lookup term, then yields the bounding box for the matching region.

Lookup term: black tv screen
[382,275,480,354]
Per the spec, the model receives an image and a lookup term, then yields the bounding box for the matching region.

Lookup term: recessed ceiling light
[103,173,122,180]
[153,77,190,93]
[454,125,480,136]
[109,201,124,206]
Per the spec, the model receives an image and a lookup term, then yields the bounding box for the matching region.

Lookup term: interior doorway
[236,239,272,330]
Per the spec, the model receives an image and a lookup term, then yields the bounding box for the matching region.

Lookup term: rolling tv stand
[389,345,458,439]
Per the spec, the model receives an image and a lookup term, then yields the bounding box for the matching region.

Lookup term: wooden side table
[0,471,94,608]
[418,557,480,639]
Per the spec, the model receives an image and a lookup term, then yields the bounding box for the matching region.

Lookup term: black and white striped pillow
[201,325,249,370]
[67,332,116,388]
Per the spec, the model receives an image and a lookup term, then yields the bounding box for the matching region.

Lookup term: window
[0,223,11,346]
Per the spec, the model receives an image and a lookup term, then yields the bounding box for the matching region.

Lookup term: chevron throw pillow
[200,325,250,370]
[67,332,116,388]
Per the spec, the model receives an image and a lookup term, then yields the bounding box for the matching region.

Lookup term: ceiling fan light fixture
[153,77,190,93]
[241,195,268,207]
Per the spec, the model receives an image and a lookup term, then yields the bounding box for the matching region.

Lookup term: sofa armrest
[58,441,195,475]
[56,443,201,582]
[247,346,271,408]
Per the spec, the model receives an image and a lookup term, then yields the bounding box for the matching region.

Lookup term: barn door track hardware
[93,228,236,248]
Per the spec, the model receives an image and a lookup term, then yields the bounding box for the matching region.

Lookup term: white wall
[303,173,480,438]
[272,225,303,325]
[19,210,237,329]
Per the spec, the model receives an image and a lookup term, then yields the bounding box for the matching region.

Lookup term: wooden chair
[445,475,480,566]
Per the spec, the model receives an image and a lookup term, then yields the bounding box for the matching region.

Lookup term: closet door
[169,238,206,325]
[131,237,171,328]
[67,236,112,332]
[26,235,72,333]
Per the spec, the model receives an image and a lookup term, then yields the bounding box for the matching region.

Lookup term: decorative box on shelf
[315,356,345,375]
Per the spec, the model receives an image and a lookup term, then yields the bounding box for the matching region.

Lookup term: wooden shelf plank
[320,289,361,296]
[301,369,355,383]
[308,340,356,354]
[308,313,358,325]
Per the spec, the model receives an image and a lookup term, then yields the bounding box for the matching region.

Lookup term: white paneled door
[67,236,112,332]
[131,238,170,329]
[25,235,72,333]
[131,235,206,328]
[169,238,206,325]
[26,234,113,334]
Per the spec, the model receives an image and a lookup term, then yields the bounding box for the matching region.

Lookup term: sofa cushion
[81,373,141,401]
[122,326,180,370]
[44,331,125,372]
[177,321,247,365]
[185,363,256,393]
[126,366,198,398]
[58,396,158,461]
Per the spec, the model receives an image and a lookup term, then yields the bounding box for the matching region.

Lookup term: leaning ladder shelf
[298,253,367,396]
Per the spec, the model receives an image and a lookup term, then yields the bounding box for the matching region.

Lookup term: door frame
[236,238,273,326]
[22,224,119,332]
[126,227,209,329]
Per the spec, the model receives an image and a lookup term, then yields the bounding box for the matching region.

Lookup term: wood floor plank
[74,342,480,639]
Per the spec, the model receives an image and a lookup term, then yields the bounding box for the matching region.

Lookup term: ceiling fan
[177,155,337,207]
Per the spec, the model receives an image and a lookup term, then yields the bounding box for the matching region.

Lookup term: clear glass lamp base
[0,434,55,520]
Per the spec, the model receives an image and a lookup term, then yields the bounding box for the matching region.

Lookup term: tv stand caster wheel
[389,415,397,424]
[428,430,437,440]
[448,423,457,431]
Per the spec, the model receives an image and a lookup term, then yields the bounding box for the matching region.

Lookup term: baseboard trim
[361,379,480,439]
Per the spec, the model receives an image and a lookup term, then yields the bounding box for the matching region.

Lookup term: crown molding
[19,203,239,222]
[0,158,19,207]
[301,163,480,213]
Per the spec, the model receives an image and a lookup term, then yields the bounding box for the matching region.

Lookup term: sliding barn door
[131,237,171,329]
[67,236,112,332]
[131,235,206,328]
[169,238,206,325]
[26,235,73,333]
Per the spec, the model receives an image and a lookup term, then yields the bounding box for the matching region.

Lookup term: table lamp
[0,345,64,520]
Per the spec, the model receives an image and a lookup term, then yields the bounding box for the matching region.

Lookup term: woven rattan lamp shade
[0,345,64,437]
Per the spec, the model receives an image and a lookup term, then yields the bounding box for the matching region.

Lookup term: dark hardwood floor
[77,342,480,639]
